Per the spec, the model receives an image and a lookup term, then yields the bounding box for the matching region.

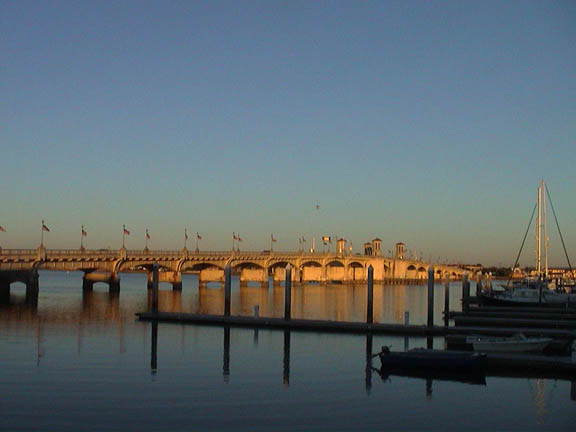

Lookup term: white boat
[467,333,553,353]
[484,286,576,306]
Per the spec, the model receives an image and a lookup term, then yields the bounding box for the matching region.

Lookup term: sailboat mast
[536,182,542,275]
[543,180,548,277]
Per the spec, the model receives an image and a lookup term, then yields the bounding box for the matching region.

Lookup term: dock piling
[462,273,470,313]
[427,266,434,327]
[224,263,231,317]
[151,262,159,313]
[367,265,374,324]
[284,264,292,321]
[443,274,450,326]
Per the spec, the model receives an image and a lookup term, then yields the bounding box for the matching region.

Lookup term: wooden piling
[367,265,374,324]
[462,273,470,313]
[224,263,231,317]
[427,266,434,327]
[152,262,159,313]
[284,264,292,321]
[444,275,450,326]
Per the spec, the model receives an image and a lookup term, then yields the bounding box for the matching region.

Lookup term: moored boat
[376,347,486,370]
[480,287,576,307]
[374,365,487,385]
[467,333,552,353]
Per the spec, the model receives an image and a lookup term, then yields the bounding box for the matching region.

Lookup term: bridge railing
[0,249,37,256]
[0,249,372,259]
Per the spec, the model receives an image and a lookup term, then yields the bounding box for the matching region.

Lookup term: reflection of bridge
[0,247,469,296]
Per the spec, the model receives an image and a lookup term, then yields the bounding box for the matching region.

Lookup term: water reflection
[283,330,290,387]
[2,272,575,419]
[223,325,230,382]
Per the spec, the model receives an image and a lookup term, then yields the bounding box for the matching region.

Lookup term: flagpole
[122,225,125,248]
[41,220,44,246]
[232,232,235,251]
[81,225,84,250]
[195,233,199,252]
[145,229,148,250]
[184,229,188,250]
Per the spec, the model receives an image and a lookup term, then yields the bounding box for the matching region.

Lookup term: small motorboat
[374,365,486,386]
[376,347,486,371]
[467,333,552,353]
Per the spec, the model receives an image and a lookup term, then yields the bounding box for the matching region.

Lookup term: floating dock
[135,311,576,340]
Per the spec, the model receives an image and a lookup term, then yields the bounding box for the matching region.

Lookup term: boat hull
[378,349,486,371]
[471,339,551,353]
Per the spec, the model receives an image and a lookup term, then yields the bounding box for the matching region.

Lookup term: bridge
[0,246,470,299]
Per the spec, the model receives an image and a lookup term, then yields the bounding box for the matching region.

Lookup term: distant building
[371,238,382,256]
[364,242,373,256]
[337,238,347,254]
[395,242,405,260]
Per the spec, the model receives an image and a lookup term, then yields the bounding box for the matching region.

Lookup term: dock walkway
[136,311,576,339]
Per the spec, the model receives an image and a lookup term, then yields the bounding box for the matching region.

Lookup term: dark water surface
[1,272,574,431]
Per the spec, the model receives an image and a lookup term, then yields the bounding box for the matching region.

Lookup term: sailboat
[481,181,576,306]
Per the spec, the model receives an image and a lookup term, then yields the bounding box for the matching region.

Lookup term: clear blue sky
[1,0,575,266]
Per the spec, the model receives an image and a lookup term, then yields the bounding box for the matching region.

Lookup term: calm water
[1,271,574,431]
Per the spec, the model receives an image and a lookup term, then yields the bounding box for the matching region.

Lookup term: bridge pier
[0,279,10,302]
[147,270,182,291]
[83,271,120,293]
[0,270,39,302]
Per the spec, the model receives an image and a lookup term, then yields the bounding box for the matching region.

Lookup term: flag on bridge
[0,225,5,232]
[146,229,150,240]
[82,226,87,236]
[123,225,130,235]
[185,229,188,240]
[42,221,50,232]
[197,232,202,240]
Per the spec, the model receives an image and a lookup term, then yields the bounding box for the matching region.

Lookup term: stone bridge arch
[347,261,365,282]
[326,260,345,282]
[232,261,267,284]
[300,260,322,283]
[269,261,291,282]
[417,266,427,279]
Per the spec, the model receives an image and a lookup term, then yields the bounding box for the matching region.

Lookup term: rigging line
[506,201,537,288]
[544,184,573,274]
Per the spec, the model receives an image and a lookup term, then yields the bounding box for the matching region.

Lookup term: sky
[1,0,575,266]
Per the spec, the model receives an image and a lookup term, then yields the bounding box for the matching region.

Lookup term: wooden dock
[135,311,576,340]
